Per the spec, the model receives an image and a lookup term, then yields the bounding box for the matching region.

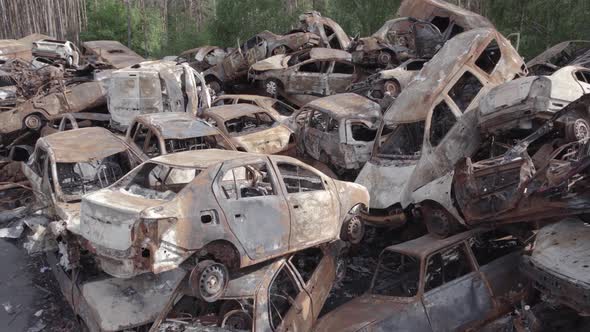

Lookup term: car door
[267,262,313,332]
[421,242,494,332]
[273,161,338,250]
[22,147,50,205]
[288,246,336,318]
[303,110,330,160]
[326,61,355,95]
[287,60,328,95]
[215,157,291,261]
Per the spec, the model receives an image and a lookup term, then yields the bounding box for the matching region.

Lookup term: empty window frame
[277,163,324,193]
[429,101,457,147]
[269,267,300,330]
[448,71,483,112]
[475,39,502,74]
[290,247,324,284]
[220,162,276,199]
[424,243,473,292]
[372,251,420,297]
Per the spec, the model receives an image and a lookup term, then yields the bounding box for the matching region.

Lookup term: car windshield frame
[370,249,422,299]
[373,120,426,161]
[223,111,278,137]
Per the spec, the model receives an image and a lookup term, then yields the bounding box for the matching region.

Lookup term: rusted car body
[0,80,107,138]
[78,150,368,299]
[212,94,297,118]
[527,40,590,75]
[82,40,145,69]
[21,127,139,236]
[173,241,346,331]
[449,95,590,233]
[107,61,210,131]
[251,48,359,106]
[397,0,494,40]
[203,31,320,90]
[32,39,81,67]
[125,112,236,160]
[347,58,428,102]
[314,229,528,332]
[479,65,590,134]
[297,11,351,50]
[178,46,229,71]
[286,93,382,174]
[354,28,526,228]
[521,217,590,316]
[349,18,443,68]
[0,39,33,63]
[202,104,294,154]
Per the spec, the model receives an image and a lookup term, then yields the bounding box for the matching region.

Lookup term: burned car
[349,18,443,68]
[107,61,210,131]
[212,94,296,118]
[203,30,320,91]
[0,80,107,139]
[527,40,590,75]
[125,112,236,160]
[314,229,528,332]
[347,58,428,102]
[522,217,590,316]
[397,0,494,41]
[286,93,382,175]
[447,95,590,235]
[78,149,368,301]
[178,46,229,71]
[202,104,294,154]
[21,127,139,235]
[479,65,590,135]
[82,40,145,69]
[0,39,33,63]
[251,48,360,106]
[355,28,526,228]
[297,11,351,50]
[32,39,81,67]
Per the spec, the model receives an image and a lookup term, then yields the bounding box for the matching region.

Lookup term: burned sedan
[21,127,139,235]
[314,229,528,332]
[251,48,359,106]
[297,11,351,50]
[202,104,294,154]
[125,112,236,160]
[286,93,382,175]
[78,150,368,302]
[212,94,297,118]
[355,28,526,228]
[521,217,590,316]
[178,46,229,71]
[203,30,320,91]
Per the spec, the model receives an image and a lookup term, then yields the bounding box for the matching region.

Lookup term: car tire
[190,260,228,303]
[341,214,365,244]
[272,45,289,55]
[221,309,252,330]
[421,204,461,239]
[24,114,43,130]
[566,117,590,142]
[208,80,223,94]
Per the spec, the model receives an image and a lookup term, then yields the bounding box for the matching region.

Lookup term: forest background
[1,0,590,60]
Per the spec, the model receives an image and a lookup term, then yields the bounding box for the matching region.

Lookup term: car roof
[305,93,381,121]
[204,104,272,121]
[134,112,220,139]
[384,229,480,259]
[39,127,128,163]
[309,47,352,62]
[216,94,274,102]
[149,149,254,168]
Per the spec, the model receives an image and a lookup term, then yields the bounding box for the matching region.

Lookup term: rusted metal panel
[82,40,145,69]
[397,0,494,32]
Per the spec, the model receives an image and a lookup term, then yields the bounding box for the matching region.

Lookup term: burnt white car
[79,149,368,302]
[202,104,294,154]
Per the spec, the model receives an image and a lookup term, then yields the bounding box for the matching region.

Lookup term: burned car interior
[2,1,590,331]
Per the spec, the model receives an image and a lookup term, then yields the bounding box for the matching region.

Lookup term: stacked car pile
[1,0,590,331]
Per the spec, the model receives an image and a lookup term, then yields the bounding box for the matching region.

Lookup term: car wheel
[24,114,43,130]
[341,214,365,244]
[190,260,228,302]
[378,51,393,66]
[272,45,288,55]
[221,309,252,331]
[264,79,280,97]
[208,80,222,94]
[421,204,460,238]
[566,118,590,142]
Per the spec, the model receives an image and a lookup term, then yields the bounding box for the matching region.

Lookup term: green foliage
[80,0,590,60]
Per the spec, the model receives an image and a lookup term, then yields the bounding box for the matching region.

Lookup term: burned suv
[79,150,368,301]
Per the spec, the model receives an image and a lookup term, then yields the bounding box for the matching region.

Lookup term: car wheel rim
[24,115,42,130]
[273,46,287,55]
[200,264,225,297]
[347,216,364,243]
[573,119,589,141]
[222,310,251,330]
[266,81,278,95]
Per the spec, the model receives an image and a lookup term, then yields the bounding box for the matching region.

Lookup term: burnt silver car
[314,229,528,332]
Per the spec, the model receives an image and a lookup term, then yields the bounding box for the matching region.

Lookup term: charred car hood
[355,160,416,210]
[79,189,163,252]
[314,295,427,332]
[233,125,292,154]
[530,218,590,286]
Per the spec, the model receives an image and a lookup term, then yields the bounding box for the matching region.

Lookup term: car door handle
[293,204,300,209]
[235,214,242,218]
